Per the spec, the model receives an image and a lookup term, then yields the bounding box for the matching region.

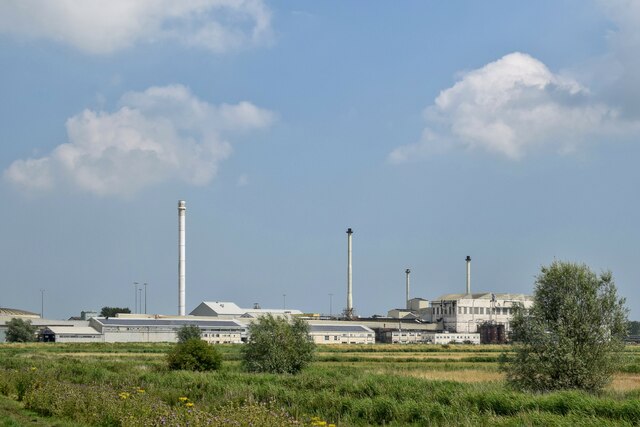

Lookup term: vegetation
[629,321,640,336]
[99,307,131,317]
[1,343,640,425]
[241,314,315,374]
[176,324,202,343]
[502,261,628,392]
[167,338,222,372]
[5,318,37,343]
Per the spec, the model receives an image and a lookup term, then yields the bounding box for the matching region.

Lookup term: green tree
[6,318,38,342]
[100,307,131,317]
[176,324,201,343]
[241,314,315,374]
[166,338,222,371]
[502,261,628,392]
[629,320,640,335]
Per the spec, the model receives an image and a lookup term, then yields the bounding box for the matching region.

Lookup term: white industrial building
[307,323,375,344]
[89,316,246,343]
[422,292,534,333]
[381,330,480,345]
[190,301,303,318]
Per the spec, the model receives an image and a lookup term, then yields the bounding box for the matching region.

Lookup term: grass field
[1,343,640,426]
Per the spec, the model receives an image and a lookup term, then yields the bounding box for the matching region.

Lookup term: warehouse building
[307,323,375,344]
[190,301,303,318]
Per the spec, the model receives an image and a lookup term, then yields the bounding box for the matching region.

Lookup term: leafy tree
[176,324,202,343]
[502,261,628,392]
[241,314,315,374]
[100,307,131,317]
[6,318,38,342]
[629,320,640,335]
[167,338,222,371]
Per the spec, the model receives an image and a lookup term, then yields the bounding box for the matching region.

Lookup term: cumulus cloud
[390,52,625,162]
[4,85,275,196]
[0,0,272,54]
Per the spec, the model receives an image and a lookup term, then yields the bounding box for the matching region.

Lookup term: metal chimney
[346,228,354,319]
[178,200,186,316]
[465,255,471,294]
[405,268,411,309]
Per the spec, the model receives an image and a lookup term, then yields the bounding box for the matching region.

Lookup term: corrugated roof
[0,308,39,317]
[45,326,101,335]
[309,324,373,333]
[95,318,243,328]
[433,293,533,302]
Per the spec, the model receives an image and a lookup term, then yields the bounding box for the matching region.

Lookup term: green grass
[0,343,639,426]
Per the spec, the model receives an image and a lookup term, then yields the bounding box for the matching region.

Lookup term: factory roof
[94,317,244,328]
[0,308,40,317]
[191,301,244,316]
[433,293,533,302]
[308,324,374,333]
[44,326,101,335]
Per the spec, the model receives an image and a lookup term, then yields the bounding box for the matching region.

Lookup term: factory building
[307,323,375,344]
[89,316,245,343]
[423,292,533,333]
[190,301,303,318]
[380,330,480,345]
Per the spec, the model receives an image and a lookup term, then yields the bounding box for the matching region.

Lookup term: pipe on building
[405,268,411,309]
[346,228,354,318]
[466,255,471,295]
[178,200,186,316]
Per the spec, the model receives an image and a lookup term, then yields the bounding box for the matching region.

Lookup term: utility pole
[144,283,148,314]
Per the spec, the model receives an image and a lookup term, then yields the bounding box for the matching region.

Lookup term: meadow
[1,343,640,426]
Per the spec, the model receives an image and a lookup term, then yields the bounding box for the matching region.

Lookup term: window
[324,336,330,340]
[480,308,484,315]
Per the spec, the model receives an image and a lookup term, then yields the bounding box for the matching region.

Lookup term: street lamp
[40,289,45,318]
[144,283,148,314]
[133,282,139,314]
[329,293,333,317]
[138,288,142,314]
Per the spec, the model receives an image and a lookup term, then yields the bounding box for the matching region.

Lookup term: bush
[502,261,628,392]
[5,318,37,343]
[241,315,315,374]
[176,324,202,343]
[167,339,222,371]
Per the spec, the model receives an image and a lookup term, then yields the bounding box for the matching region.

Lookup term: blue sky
[1,1,639,320]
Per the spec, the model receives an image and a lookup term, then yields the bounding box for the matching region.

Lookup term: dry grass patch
[389,368,504,383]
[609,373,640,391]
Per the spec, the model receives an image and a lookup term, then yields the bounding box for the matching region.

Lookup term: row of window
[432,306,513,316]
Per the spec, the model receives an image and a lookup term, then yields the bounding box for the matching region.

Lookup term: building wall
[424,297,533,333]
[55,334,103,343]
[309,332,375,345]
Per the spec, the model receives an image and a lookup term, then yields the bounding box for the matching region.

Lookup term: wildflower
[137,388,145,393]
[179,396,189,402]
[185,402,194,408]
[119,392,130,400]
[30,367,37,371]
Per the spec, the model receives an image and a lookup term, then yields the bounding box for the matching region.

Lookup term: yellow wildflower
[137,389,145,393]
[178,396,189,402]
[185,402,194,408]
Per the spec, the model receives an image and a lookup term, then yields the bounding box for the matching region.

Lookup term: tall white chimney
[405,268,411,309]
[465,255,471,294]
[346,228,353,318]
[178,200,186,316]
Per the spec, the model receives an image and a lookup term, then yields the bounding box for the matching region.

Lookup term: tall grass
[0,343,639,426]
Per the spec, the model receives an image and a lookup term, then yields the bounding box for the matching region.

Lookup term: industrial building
[190,301,302,318]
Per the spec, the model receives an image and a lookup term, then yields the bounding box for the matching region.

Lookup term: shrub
[5,318,37,343]
[502,261,628,392]
[176,324,202,343]
[241,315,315,374]
[167,339,222,371]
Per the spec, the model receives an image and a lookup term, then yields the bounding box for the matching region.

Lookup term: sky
[1,1,640,320]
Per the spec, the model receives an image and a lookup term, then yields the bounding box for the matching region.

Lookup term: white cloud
[4,85,275,197]
[0,0,272,54]
[390,52,623,162]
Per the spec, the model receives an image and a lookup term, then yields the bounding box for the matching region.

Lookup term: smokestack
[465,255,471,294]
[346,228,353,318]
[178,200,186,316]
[405,268,411,309]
